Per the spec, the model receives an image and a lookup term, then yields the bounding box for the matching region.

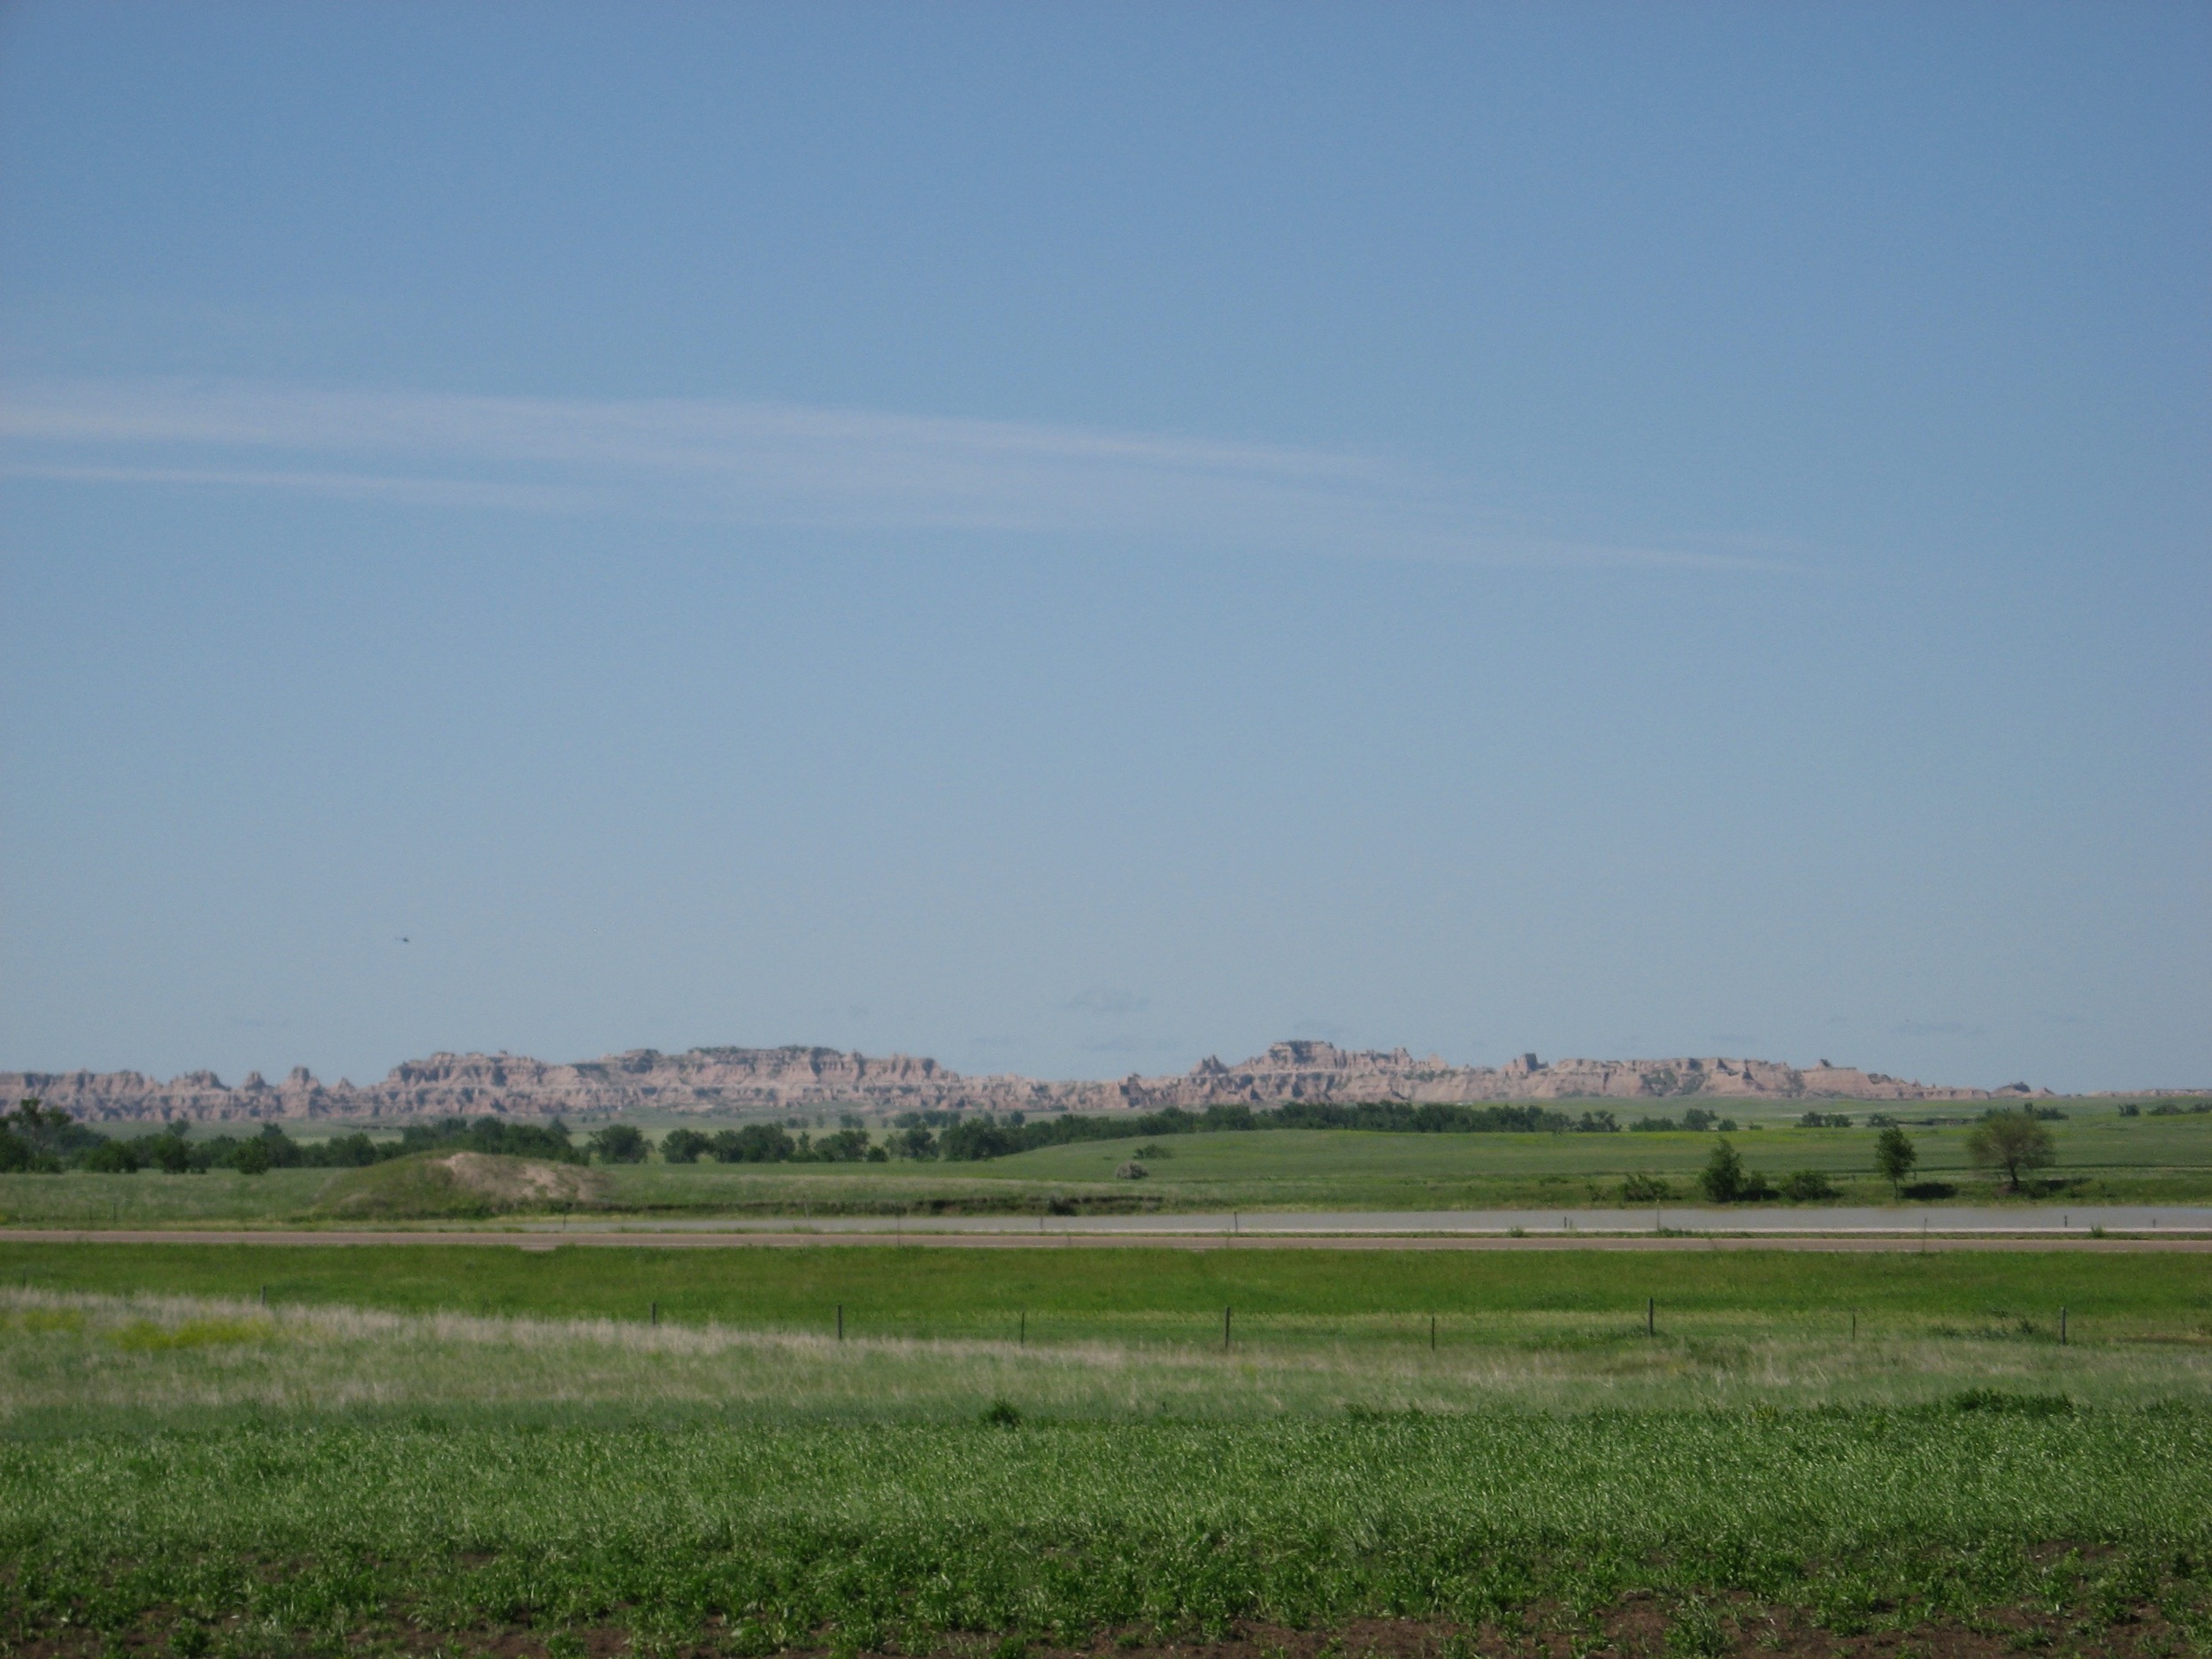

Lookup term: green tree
[887,1125,937,1161]
[1874,1125,1917,1196]
[659,1127,711,1164]
[80,1138,142,1173]
[147,1124,194,1174]
[1698,1139,1746,1203]
[587,1124,650,1164]
[1964,1110,2055,1193]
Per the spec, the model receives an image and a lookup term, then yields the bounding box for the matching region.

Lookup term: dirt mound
[317,1152,611,1218]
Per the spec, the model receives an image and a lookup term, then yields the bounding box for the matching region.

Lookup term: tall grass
[4,1287,2208,1429]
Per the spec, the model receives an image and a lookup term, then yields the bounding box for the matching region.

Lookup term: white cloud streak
[1,379,1781,570]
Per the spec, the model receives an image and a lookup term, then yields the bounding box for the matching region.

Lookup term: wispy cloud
[1,378,1785,570]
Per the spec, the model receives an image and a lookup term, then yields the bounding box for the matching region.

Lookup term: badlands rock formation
[5,1041,2013,1124]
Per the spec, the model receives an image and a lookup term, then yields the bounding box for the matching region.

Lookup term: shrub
[811,1128,872,1163]
[586,1125,650,1164]
[887,1125,937,1160]
[659,1128,711,1164]
[142,1128,191,1173]
[392,1118,583,1166]
[1782,1169,1834,1202]
[1620,1172,1673,1203]
[710,1125,797,1164]
[246,1125,304,1167]
[79,1138,141,1174]
[3,1099,102,1168]
[1698,1140,1746,1203]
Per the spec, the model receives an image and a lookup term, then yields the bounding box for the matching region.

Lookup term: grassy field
[4,1262,2209,1431]
[4,1240,2209,1335]
[949,1114,2212,1208]
[4,1238,2210,1656]
[2,1281,2209,1655]
[5,1397,2208,1657]
[4,1241,2208,1426]
[6,1174,2211,1655]
[5,1109,2210,1225]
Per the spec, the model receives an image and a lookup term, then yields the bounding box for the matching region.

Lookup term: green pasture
[4,1241,2205,1340]
[949,1113,2212,1205]
[4,1238,2209,1432]
[4,1110,2209,1224]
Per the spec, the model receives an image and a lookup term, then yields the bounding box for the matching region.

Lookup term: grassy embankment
[4,1110,2209,1225]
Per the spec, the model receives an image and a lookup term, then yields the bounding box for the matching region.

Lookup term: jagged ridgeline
[4,1040,2026,1125]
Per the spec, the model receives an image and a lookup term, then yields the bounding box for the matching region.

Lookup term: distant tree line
[856,1100,1629,1163]
[0,1095,2085,1194]
[0,1103,640,1175]
[659,1125,886,1164]
[1629,1107,1739,1133]
[1662,1110,2060,1204]
[2125,1100,2210,1118]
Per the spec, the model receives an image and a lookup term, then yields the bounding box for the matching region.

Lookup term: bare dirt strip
[2,1228,2207,1251]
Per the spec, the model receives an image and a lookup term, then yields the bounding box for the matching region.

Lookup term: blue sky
[2,3,2205,1092]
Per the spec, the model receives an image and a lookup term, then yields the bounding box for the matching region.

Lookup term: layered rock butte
[5,1041,2022,1125]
